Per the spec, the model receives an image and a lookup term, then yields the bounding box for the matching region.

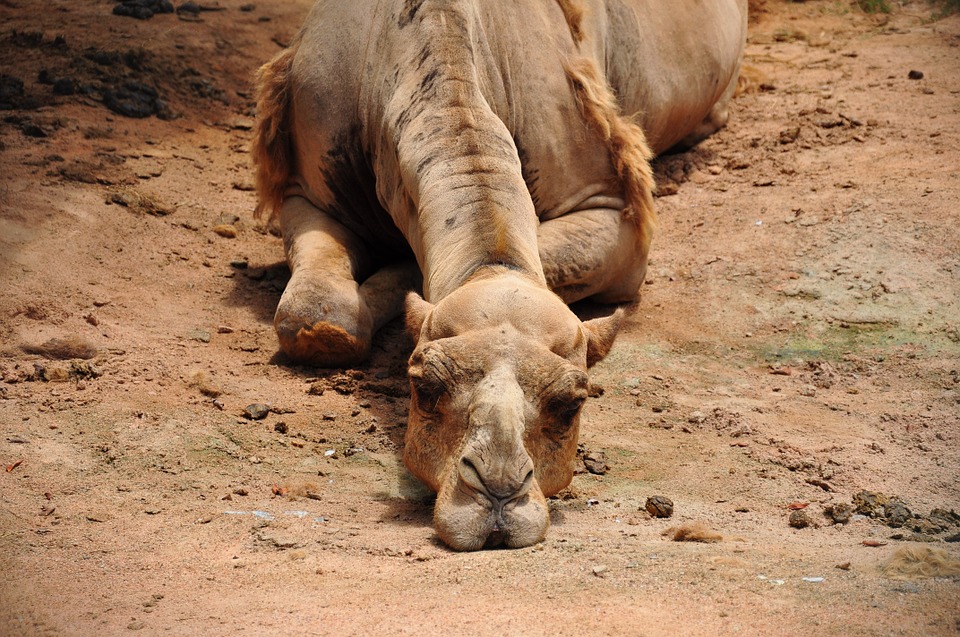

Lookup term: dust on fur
[881,546,960,580]
[663,522,723,543]
[22,335,97,360]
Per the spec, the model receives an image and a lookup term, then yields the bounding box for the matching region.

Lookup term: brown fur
[735,63,766,96]
[881,546,960,580]
[252,47,297,222]
[663,522,724,543]
[555,0,585,44]
[564,57,656,258]
[187,370,222,397]
[22,335,97,360]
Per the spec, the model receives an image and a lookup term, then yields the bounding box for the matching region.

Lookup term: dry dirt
[2,1,959,635]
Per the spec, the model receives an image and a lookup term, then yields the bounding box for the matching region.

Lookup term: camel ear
[405,292,434,342]
[582,308,625,367]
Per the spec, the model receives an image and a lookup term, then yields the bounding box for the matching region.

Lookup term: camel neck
[368,1,546,301]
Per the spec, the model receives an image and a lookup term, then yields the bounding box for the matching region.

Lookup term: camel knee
[592,253,647,304]
[274,272,373,367]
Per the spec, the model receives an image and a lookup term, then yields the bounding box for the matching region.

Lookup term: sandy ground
[1,1,959,635]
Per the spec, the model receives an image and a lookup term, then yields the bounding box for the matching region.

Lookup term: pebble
[274,421,288,434]
[243,403,270,420]
[907,70,924,80]
[213,224,238,238]
[826,502,853,524]
[582,451,609,475]
[645,495,674,518]
[188,329,211,343]
[789,509,812,529]
[884,501,912,528]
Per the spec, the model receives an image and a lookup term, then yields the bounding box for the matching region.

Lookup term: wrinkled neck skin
[365,0,546,301]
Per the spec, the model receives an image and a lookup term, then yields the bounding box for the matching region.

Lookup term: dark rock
[0,75,25,110]
[645,495,674,518]
[825,502,853,524]
[907,517,944,535]
[103,81,169,119]
[21,123,49,138]
[52,78,76,96]
[177,1,201,15]
[789,509,812,529]
[907,70,924,80]
[113,0,174,20]
[273,421,288,434]
[929,508,960,526]
[883,501,912,528]
[852,490,889,518]
[582,451,609,475]
[243,403,270,420]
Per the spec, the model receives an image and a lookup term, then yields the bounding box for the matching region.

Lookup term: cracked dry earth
[1,1,959,635]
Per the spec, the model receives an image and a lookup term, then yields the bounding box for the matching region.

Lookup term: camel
[253,0,747,550]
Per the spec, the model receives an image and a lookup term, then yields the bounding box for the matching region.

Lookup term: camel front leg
[538,208,649,305]
[275,196,419,367]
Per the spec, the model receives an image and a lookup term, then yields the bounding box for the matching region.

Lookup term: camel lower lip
[484,529,507,549]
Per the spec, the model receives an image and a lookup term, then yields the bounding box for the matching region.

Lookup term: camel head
[403,270,624,550]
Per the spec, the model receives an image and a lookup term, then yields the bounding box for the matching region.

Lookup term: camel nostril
[458,456,487,494]
[520,468,534,494]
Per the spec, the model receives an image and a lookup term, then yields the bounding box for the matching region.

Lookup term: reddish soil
[1,1,959,635]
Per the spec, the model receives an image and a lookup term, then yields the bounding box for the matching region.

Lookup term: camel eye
[555,395,586,421]
[410,372,445,412]
[544,393,586,434]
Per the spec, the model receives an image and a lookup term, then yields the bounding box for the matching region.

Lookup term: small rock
[233,487,249,496]
[582,451,609,475]
[799,385,817,397]
[591,565,608,577]
[826,502,853,524]
[645,495,674,518]
[213,224,238,238]
[789,509,812,529]
[52,77,76,96]
[779,127,800,144]
[243,403,270,420]
[907,70,924,80]
[188,329,211,343]
[884,501,912,528]
[226,115,255,130]
[853,490,890,518]
[274,421,288,434]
